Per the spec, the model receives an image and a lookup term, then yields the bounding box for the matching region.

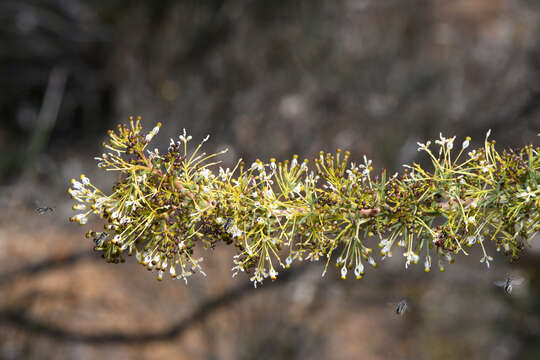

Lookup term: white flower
[80,175,90,185]
[160,259,168,271]
[170,265,177,277]
[269,268,278,280]
[435,133,456,154]
[518,186,536,202]
[94,197,107,209]
[142,255,151,266]
[403,251,419,269]
[462,137,470,149]
[228,225,242,238]
[218,167,232,181]
[216,217,223,224]
[480,254,493,268]
[466,216,476,225]
[72,204,86,210]
[68,188,83,197]
[379,239,392,256]
[363,155,372,167]
[368,257,376,267]
[72,214,87,224]
[179,128,192,143]
[285,256,293,268]
[136,173,147,184]
[435,133,447,148]
[354,263,364,278]
[346,169,357,182]
[467,236,476,246]
[424,255,432,272]
[71,180,84,191]
[147,148,159,159]
[358,155,372,176]
[145,126,160,142]
[256,217,265,225]
[479,160,493,173]
[200,168,212,179]
[250,162,264,172]
[416,141,431,152]
[444,252,453,263]
[340,265,348,279]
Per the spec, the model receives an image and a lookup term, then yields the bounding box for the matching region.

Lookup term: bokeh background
[1,0,540,359]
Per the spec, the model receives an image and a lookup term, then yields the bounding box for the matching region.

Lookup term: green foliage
[68,117,540,286]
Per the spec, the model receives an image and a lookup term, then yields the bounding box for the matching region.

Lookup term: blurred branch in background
[0,249,92,288]
[24,67,68,178]
[0,263,308,344]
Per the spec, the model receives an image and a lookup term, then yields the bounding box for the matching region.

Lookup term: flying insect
[495,275,524,295]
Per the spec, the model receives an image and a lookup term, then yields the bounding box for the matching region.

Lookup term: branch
[0,250,95,288]
[69,119,540,285]
[0,265,308,344]
[24,67,68,177]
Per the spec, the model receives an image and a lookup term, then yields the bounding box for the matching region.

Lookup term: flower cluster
[69,117,540,287]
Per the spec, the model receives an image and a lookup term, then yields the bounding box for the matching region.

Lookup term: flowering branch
[68,117,540,287]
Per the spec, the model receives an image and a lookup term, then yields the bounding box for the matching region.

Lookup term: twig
[0,250,95,288]
[0,264,309,344]
[24,66,68,176]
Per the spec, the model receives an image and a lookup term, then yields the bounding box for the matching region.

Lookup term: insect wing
[95,232,108,246]
[510,277,525,286]
[395,300,407,315]
[494,280,507,287]
[35,206,54,214]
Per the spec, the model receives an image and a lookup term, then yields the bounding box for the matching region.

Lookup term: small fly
[35,206,55,215]
[495,275,524,295]
[224,217,233,232]
[94,232,108,247]
[395,299,408,316]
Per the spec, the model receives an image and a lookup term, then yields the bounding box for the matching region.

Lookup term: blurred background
[0,0,540,359]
